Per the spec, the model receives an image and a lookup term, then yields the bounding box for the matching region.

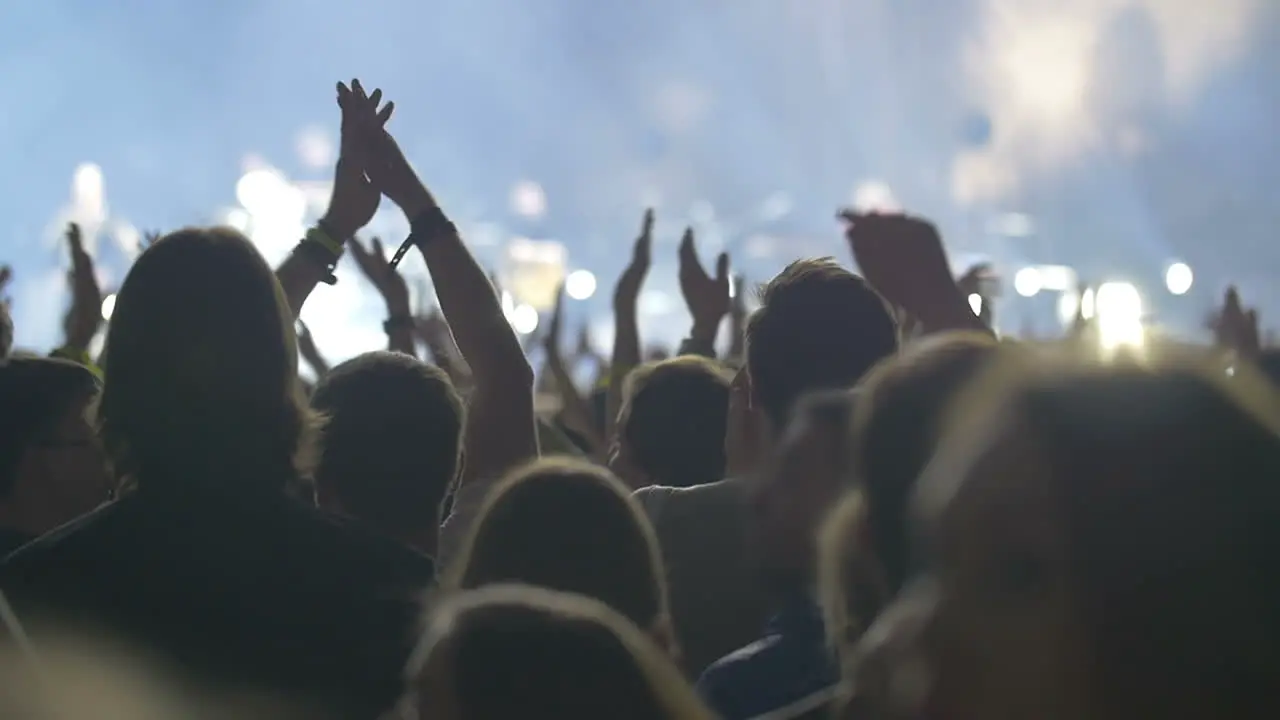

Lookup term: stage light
[1096,281,1144,350]
[1014,267,1043,297]
[1165,262,1193,295]
[510,304,539,335]
[565,270,597,300]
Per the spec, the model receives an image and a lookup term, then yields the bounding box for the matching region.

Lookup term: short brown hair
[620,356,732,487]
[852,332,999,592]
[451,457,669,631]
[96,227,319,492]
[311,351,464,535]
[745,258,897,430]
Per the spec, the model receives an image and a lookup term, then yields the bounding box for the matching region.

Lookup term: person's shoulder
[294,506,436,583]
[635,476,744,504]
[2,499,124,570]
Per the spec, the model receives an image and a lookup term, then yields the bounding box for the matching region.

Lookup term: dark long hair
[95,227,320,494]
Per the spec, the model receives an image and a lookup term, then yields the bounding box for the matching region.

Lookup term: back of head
[96,227,314,492]
[311,351,463,537]
[940,359,1280,718]
[745,258,897,430]
[0,358,100,498]
[453,458,668,632]
[409,585,711,720]
[852,332,999,593]
[619,356,732,487]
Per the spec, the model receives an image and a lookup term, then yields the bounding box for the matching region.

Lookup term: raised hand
[296,320,331,377]
[678,227,731,334]
[62,223,103,352]
[1210,286,1260,358]
[727,273,748,361]
[141,230,162,252]
[839,210,984,334]
[349,236,410,310]
[613,209,653,311]
[341,79,435,220]
[956,263,995,325]
[544,284,566,356]
[0,264,11,310]
[323,79,396,240]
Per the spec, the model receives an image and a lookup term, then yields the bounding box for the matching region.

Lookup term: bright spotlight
[564,270,597,301]
[1096,282,1144,350]
[510,181,547,219]
[235,169,289,217]
[852,181,899,213]
[1165,262,1193,295]
[1080,287,1096,320]
[223,208,252,234]
[967,293,983,315]
[1013,267,1043,297]
[101,294,116,321]
[510,304,539,335]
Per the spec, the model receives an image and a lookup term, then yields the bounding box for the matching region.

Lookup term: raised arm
[348,79,536,567]
[349,237,416,355]
[606,210,653,442]
[543,286,607,458]
[276,82,393,318]
[676,227,730,358]
[840,211,992,338]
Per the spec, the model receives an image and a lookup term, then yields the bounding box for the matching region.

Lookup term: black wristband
[388,206,457,269]
[383,315,415,334]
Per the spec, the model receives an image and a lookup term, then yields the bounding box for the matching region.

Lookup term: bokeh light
[509,303,539,335]
[852,181,899,213]
[1096,281,1144,350]
[510,181,547,219]
[1014,267,1043,297]
[100,294,116,321]
[1165,262,1193,295]
[565,270,597,300]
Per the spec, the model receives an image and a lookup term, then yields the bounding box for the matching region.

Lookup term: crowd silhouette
[0,77,1277,720]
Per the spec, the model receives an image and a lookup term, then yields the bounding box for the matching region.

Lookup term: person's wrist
[690,315,723,343]
[397,186,436,221]
[316,216,353,244]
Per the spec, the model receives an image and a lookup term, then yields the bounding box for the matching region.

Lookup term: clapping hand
[614,209,653,312]
[323,79,395,241]
[1210,286,1260,358]
[62,223,103,352]
[839,210,983,334]
[678,227,731,334]
[349,236,410,311]
[341,79,435,222]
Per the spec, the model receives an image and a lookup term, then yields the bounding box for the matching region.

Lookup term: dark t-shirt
[0,483,435,719]
[0,526,33,558]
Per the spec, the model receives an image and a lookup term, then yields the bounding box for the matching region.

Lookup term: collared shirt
[696,592,842,720]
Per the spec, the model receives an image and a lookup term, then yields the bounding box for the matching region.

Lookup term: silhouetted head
[96,227,317,494]
[745,258,897,436]
[611,356,732,489]
[407,585,712,720]
[450,457,672,653]
[858,357,1280,720]
[311,351,463,552]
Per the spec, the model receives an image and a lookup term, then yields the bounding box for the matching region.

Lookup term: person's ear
[649,613,681,665]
